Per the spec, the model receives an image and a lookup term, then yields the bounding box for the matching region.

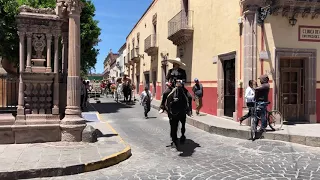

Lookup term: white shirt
[140,90,153,105]
[245,87,255,103]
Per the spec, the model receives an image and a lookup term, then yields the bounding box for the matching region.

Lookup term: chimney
[109,49,112,53]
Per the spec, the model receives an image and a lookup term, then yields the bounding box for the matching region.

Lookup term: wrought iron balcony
[131,48,140,63]
[144,34,158,56]
[168,10,194,46]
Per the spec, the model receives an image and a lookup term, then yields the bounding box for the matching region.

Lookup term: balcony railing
[168,10,194,45]
[144,34,158,56]
[168,10,193,37]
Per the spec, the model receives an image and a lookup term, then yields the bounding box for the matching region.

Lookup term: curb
[0,114,132,180]
[150,103,320,148]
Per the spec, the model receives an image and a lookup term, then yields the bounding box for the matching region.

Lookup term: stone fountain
[0,0,86,144]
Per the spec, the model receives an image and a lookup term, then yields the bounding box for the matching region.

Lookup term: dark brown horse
[165,86,189,147]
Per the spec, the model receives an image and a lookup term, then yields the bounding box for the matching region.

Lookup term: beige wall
[262,16,320,82]
[126,0,241,85]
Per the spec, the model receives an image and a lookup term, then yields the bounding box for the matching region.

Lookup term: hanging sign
[299,26,320,42]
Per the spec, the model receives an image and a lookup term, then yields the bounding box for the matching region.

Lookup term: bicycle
[250,102,283,141]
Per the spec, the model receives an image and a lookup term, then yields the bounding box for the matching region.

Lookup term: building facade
[117,43,127,77]
[124,0,320,123]
[103,49,119,79]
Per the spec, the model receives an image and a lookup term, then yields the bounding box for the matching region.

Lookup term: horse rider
[159,57,192,116]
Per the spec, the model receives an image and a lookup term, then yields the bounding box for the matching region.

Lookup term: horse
[165,86,189,147]
[122,82,132,103]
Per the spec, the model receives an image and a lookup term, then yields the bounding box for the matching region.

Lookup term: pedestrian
[239,80,256,125]
[140,86,152,119]
[80,79,86,110]
[192,78,203,116]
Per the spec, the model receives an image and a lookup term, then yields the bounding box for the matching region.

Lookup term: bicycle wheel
[268,110,283,131]
[250,116,257,141]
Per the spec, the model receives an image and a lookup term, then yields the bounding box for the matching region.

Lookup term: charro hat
[167,57,186,67]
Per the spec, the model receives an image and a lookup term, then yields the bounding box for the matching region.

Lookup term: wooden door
[279,59,305,121]
[223,59,235,117]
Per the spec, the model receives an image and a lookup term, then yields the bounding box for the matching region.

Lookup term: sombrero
[167,57,186,67]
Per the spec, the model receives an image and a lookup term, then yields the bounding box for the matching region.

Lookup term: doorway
[152,71,157,96]
[136,75,140,94]
[223,59,235,117]
[144,72,150,90]
[279,58,305,122]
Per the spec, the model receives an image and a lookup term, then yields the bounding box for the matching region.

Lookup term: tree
[0,0,101,75]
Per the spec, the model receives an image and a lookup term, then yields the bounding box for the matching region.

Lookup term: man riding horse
[159,57,192,116]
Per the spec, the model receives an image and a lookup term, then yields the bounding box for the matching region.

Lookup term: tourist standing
[192,78,203,116]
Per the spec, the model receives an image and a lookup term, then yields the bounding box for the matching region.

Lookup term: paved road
[36,99,320,180]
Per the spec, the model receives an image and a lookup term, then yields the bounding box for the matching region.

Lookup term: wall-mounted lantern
[289,16,297,26]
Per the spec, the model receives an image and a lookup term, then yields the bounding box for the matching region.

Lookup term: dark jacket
[192,83,203,98]
[166,68,186,87]
[255,75,270,102]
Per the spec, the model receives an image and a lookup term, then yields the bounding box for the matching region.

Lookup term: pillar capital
[66,0,84,16]
[17,31,25,39]
[26,32,33,38]
[46,33,53,40]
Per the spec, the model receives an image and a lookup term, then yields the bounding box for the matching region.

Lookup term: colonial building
[116,43,127,77]
[103,49,119,79]
[125,0,320,123]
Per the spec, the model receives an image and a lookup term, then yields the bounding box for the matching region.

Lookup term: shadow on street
[177,139,201,157]
[83,101,134,114]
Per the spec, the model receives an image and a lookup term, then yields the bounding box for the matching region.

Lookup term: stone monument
[0,0,86,144]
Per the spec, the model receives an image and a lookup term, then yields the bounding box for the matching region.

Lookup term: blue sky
[91,0,153,73]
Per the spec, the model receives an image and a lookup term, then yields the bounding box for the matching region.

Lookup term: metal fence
[0,75,18,113]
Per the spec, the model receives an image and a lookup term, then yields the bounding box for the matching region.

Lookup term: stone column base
[309,114,317,123]
[60,115,86,142]
[52,107,59,115]
[217,109,224,117]
[60,124,86,142]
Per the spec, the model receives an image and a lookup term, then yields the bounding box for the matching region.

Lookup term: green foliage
[0,0,20,64]
[0,0,101,76]
[80,0,101,75]
[17,0,56,8]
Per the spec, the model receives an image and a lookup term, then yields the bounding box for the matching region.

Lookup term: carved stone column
[243,5,258,97]
[52,33,60,115]
[46,34,52,72]
[26,32,32,72]
[60,0,86,142]
[17,31,26,122]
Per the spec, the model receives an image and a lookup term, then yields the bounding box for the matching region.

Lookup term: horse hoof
[180,136,186,143]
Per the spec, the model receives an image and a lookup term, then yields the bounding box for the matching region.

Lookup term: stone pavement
[34,97,320,180]
[0,112,131,180]
[148,99,320,147]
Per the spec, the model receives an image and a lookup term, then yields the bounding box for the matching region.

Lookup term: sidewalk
[0,112,131,180]
[150,99,320,147]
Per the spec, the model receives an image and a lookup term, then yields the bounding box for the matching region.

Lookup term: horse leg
[169,116,179,147]
[180,114,186,144]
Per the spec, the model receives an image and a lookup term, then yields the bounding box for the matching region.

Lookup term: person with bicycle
[255,74,270,132]
[239,80,257,125]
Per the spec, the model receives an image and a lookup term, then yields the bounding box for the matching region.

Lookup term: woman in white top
[239,80,256,125]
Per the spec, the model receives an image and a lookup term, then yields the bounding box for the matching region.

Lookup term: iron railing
[0,75,18,113]
[144,34,157,52]
[168,10,194,38]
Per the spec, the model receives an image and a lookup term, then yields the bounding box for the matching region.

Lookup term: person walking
[192,78,203,116]
[239,80,256,125]
[140,86,153,119]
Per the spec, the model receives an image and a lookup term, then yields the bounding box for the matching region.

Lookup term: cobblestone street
[36,99,320,180]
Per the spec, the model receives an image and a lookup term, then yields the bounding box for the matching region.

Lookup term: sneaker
[159,109,164,114]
